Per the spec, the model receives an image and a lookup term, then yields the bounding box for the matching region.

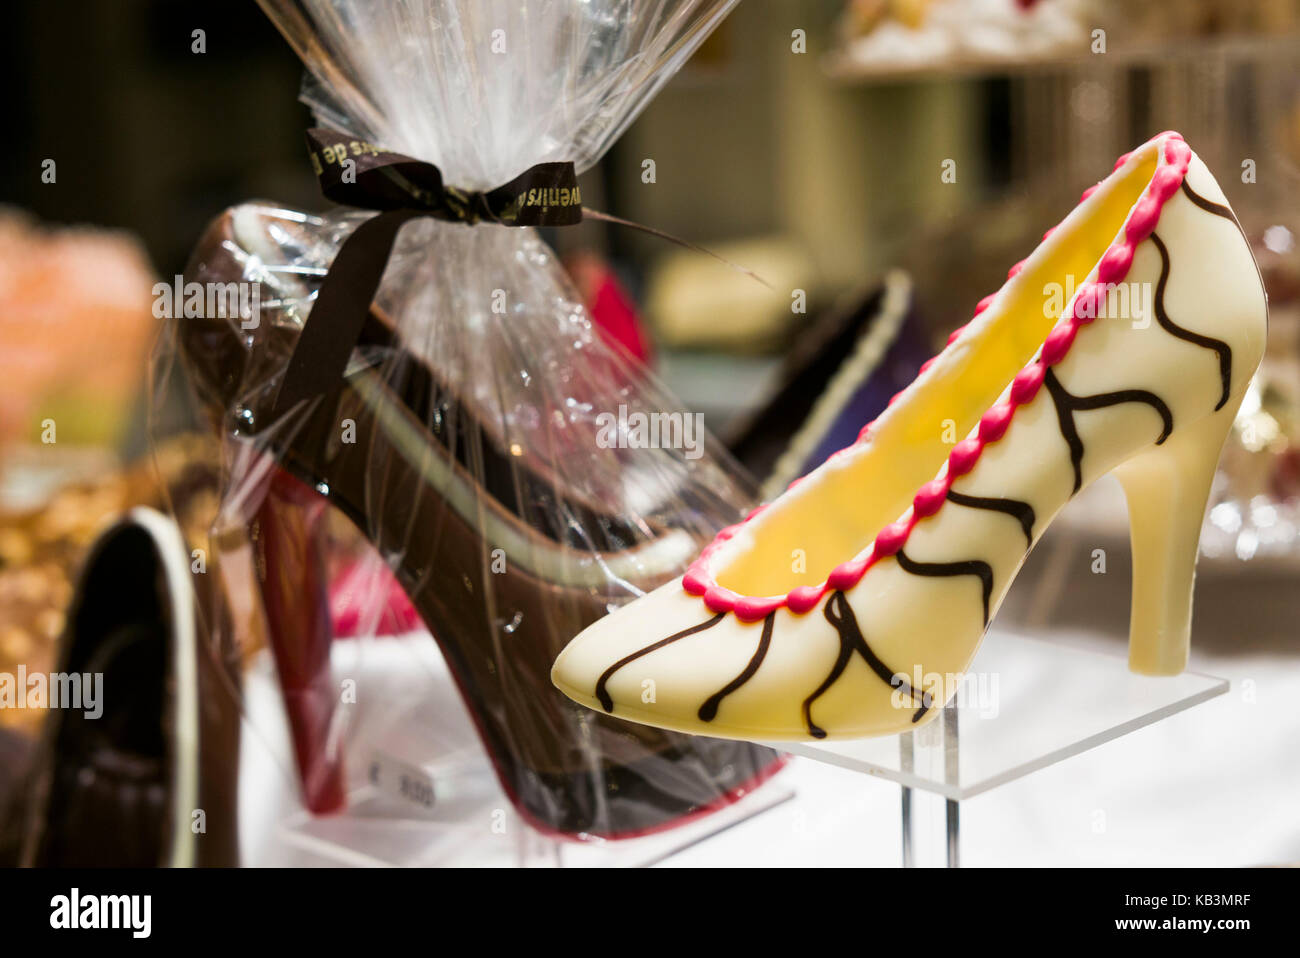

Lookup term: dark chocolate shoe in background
[725,270,928,498]
[18,508,241,867]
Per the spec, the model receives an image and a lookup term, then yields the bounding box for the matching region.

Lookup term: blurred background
[3,0,1300,866]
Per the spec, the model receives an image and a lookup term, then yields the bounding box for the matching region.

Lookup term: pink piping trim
[685,132,1193,622]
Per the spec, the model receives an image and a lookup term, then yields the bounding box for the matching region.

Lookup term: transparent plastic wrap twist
[152,0,787,844]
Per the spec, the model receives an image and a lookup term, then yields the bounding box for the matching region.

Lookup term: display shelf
[248,627,1223,867]
[276,763,794,868]
[245,634,793,867]
[775,629,1226,801]
[770,627,1226,867]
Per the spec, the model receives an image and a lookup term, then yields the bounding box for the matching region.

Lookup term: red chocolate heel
[252,465,346,814]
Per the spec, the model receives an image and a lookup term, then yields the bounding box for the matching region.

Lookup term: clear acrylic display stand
[259,634,794,867]
[775,629,1227,867]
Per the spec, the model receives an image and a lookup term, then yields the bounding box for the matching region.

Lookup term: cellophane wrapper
[151,0,787,847]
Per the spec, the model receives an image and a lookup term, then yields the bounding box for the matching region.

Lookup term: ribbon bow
[269,128,583,417]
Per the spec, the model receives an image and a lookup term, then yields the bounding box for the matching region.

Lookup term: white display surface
[239,618,1296,867]
[239,634,792,867]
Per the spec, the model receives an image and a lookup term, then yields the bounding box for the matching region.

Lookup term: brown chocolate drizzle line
[801,591,932,739]
[1043,367,1173,494]
[1179,178,1265,326]
[945,489,1035,548]
[697,612,775,722]
[895,549,993,627]
[1150,231,1232,411]
[594,612,725,712]
[1180,179,1244,235]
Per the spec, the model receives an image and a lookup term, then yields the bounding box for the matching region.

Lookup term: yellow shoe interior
[715,149,1160,598]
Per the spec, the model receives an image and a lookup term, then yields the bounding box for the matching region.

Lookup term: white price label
[367,752,437,810]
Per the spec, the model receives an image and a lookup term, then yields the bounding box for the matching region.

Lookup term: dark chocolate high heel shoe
[726,270,928,496]
[18,509,241,866]
[174,202,784,838]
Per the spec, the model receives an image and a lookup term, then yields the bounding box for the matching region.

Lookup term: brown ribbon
[269,128,583,418]
[270,128,770,419]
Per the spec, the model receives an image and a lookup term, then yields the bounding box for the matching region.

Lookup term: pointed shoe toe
[552,571,942,741]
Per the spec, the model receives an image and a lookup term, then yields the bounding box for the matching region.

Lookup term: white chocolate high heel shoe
[552,132,1267,741]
